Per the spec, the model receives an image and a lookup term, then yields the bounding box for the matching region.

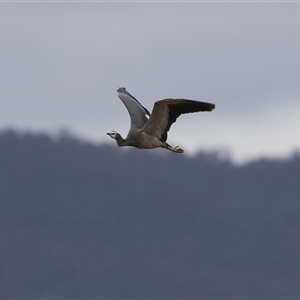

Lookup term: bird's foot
[170,145,184,153]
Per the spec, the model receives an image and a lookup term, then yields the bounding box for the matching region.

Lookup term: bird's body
[107,87,215,153]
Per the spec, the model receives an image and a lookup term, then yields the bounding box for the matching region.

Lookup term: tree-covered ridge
[0,130,300,298]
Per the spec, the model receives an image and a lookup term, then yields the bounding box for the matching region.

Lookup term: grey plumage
[107,87,215,153]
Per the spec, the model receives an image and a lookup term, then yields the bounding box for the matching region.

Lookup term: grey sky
[1,2,300,162]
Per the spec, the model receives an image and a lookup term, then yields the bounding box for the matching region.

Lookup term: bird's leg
[162,142,184,153]
[168,145,184,153]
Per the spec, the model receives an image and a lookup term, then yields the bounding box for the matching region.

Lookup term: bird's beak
[107,131,114,138]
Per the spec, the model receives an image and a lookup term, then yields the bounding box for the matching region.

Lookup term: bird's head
[106,130,119,140]
[107,130,126,147]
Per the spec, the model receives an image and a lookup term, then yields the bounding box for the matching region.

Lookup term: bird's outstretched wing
[143,99,215,142]
[117,87,150,130]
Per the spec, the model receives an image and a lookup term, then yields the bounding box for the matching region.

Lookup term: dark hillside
[0,130,300,298]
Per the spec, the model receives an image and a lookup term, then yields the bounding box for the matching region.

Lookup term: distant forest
[1,129,300,299]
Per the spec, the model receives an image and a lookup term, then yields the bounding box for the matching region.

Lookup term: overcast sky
[1,2,300,162]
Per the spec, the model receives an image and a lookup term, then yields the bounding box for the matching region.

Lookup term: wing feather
[143,99,215,142]
[117,88,150,130]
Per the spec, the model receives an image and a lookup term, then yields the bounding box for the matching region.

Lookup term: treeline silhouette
[0,129,300,299]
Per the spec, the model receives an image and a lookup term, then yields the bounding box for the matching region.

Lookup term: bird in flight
[107,87,215,153]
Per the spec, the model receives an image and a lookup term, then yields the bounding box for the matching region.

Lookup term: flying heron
[107,87,215,153]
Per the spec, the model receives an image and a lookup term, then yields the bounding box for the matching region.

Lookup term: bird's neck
[115,134,126,147]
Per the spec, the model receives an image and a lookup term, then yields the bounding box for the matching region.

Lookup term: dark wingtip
[209,103,216,111]
[117,87,126,93]
[194,100,215,112]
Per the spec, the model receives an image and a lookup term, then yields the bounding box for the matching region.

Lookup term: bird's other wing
[117,87,150,130]
[143,99,215,142]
